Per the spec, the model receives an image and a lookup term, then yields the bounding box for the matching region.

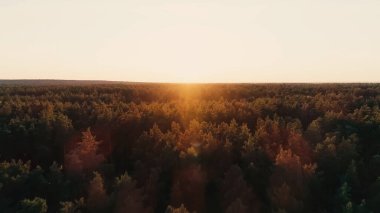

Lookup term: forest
[0,81,380,213]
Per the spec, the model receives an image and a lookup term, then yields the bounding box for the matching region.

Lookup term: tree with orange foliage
[269,148,316,212]
[65,128,105,175]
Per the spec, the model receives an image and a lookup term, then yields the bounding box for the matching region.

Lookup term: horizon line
[1,79,380,85]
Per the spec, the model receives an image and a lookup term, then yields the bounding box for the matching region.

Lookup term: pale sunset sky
[0,0,379,83]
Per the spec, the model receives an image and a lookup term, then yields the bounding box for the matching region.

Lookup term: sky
[0,0,380,83]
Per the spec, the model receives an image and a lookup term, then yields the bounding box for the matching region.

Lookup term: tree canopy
[0,82,379,212]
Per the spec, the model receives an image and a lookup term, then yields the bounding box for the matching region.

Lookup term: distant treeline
[0,83,380,213]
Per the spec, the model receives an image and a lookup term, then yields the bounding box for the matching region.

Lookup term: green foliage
[59,198,85,213]
[165,204,191,213]
[18,197,47,213]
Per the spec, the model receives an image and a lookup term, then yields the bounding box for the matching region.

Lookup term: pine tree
[87,172,108,212]
[65,128,104,174]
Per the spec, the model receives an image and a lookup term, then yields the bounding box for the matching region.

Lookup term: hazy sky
[1,0,380,83]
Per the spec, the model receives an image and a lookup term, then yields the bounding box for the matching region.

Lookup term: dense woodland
[1,82,380,213]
